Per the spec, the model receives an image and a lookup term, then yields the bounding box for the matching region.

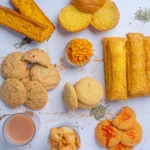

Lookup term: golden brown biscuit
[0,78,26,108]
[91,0,119,31]
[30,64,60,90]
[2,52,27,80]
[112,107,136,130]
[25,81,48,110]
[23,49,51,68]
[107,143,133,150]
[71,0,105,13]
[58,5,91,32]
[121,122,142,147]
[21,68,31,83]
[63,82,78,111]
[74,77,103,106]
[95,120,121,148]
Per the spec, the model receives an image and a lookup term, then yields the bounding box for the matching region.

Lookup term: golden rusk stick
[103,38,127,100]
[126,33,147,96]
[144,37,150,94]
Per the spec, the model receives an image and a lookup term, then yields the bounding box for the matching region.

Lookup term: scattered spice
[90,105,106,121]
[66,38,94,66]
[13,37,33,49]
[135,7,150,23]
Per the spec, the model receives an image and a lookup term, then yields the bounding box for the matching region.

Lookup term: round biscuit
[74,77,103,106]
[30,64,60,90]
[25,81,48,110]
[22,49,51,68]
[63,82,78,111]
[0,78,26,108]
[95,120,121,148]
[2,52,27,80]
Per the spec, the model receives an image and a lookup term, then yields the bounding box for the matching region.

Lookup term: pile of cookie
[0,49,60,110]
[95,107,142,150]
[58,0,119,32]
[49,126,80,150]
[63,77,103,111]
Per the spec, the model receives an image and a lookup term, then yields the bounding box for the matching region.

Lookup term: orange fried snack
[112,106,136,130]
[126,33,147,96]
[95,120,121,148]
[107,143,133,150]
[121,122,142,147]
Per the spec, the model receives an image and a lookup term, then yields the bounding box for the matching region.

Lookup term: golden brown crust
[71,0,106,13]
[0,5,46,42]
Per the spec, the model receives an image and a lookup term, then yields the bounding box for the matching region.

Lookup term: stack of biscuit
[0,0,55,42]
[58,0,119,32]
[95,106,142,150]
[63,77,103,111]
[0,49,60,110]
[104,33,150,100]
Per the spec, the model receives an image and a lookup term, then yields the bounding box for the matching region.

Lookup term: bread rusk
[11,0,55,40]
[91,0,119,31]
[0,5,46,42]
[126,33,147,96]
[103,38,127,100]
[144,37,150,94]
[71,0,105,13]
[58,5,91,32]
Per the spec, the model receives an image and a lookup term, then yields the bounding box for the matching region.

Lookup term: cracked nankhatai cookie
[22,49,51,67]
[2,52,27,80]
[0,78,26,108]
[30,64,60,90]
[21,68,31,83]
[24,81,48,110]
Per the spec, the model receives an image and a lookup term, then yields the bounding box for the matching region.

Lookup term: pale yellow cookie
[25,81,48,110]
[121,122,142,147]
[0,78,26,108]
[22,49,51,67]
[63,82,78,111]
[2,52,27,80]
[21,68,31,83]
[112,106,136,130]
[74,77,103,106]
[30,64,60,90]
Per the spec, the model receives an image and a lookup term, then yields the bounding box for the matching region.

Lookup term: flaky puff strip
[103,38,127,100]
[126,33,148,96]
[144,37,150,94]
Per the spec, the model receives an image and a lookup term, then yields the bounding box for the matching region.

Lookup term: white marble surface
[0,0,150,149]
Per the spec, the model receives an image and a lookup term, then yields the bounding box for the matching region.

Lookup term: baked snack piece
[30,64,60,90]
[71,0,105,13]
[95,120,121,148]
[22,49,51,68]
[74,77,103,108]
[107,143,133,150]
[144,37,150,94]
[58,5,91,32]
[21,68,31,83]
[2,52,27,80]
[121,122,142,147]
[103,38,127,100]
[126,33,147,96]
[11,0,55,40]
[0,78,26,108]
[91,0,119,31]
[0,5,46,43]
[112,106,136,130]
[24,81,48,110]
[63,82,78,111]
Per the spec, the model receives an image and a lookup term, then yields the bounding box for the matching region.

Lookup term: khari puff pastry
[144,37,150,94]
[103,38,127,100]
[126,33,147,96]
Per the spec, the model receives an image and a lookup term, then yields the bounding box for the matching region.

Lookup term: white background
[0,0,150,149]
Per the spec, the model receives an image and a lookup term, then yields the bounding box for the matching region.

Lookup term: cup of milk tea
[3,111,40,146]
